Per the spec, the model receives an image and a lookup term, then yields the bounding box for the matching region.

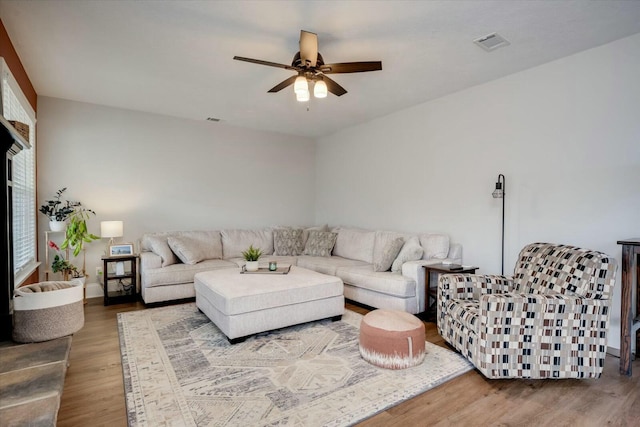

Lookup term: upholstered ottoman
[194,266,344,342]
[359,309,425,369]
[12,280,85,343]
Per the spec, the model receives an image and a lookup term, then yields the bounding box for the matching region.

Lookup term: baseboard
[607,347,620,358]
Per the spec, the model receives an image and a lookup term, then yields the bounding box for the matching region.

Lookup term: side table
[617,238,640,376]
[422,263,478,321]
[102,254,138,306]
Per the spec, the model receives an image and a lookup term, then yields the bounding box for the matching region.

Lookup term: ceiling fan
[233,30,382,102]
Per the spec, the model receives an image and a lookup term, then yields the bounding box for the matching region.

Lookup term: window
[1,58,37,285]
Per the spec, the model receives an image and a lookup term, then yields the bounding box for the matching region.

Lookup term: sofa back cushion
[373,231,412,270]
[142,231,223,266]
[144,234,179,267]
[167,232,222,265]
[512,242,617,299]
[221,229,274,259]
[419,233,450,260]
[332,227,376,263]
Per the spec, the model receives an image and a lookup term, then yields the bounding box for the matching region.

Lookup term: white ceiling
[2,0,640,138]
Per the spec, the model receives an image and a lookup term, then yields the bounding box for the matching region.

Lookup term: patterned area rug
[117,303,473,426]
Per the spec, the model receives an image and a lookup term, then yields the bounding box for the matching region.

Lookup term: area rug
[117,303,473,426]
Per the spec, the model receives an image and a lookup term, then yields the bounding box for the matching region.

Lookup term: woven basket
[8,120,29,141]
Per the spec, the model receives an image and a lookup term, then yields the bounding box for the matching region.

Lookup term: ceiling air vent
[474,33,510,52]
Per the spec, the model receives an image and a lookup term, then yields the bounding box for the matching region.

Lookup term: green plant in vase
[61,206,100,276]
[242,245,262,272]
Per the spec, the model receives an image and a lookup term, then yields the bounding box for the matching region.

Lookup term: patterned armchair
[438,243,617,379]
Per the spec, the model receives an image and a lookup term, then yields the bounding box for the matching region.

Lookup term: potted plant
[39,187,75,231]
[61,206,100,276]
[242,245,263,272]
[48,240,84,283]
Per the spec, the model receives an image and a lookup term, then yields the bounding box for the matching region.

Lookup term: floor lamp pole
[501,182,505,275]
[492,174,506,275]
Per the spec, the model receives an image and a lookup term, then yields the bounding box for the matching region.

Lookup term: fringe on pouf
[359,344,426,369]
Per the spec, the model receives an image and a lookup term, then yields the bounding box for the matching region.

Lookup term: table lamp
[101,221,123,245]
[101,220,125,274]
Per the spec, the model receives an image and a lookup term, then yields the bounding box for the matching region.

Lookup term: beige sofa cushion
[373,237,405,272]
[146,235,179,267]
[391,237,424,273]
[332,227,376,263]
[168,236,205,265]
[419,233,450,259]
[336,265,416,298]
[297,255,369,276]
[143,259,237,288]
[221,229,274,259]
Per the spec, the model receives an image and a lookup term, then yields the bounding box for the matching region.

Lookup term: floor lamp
[492,174,505,275]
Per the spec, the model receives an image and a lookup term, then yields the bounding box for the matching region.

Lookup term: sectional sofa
[139,226,462,314]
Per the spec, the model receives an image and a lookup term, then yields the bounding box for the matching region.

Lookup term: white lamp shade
[294,76,308,94]
[296,89,310,102]
[101,221,124,238]
[314,80,328,98]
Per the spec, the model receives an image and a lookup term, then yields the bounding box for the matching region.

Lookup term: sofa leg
[228,335,248,345]
[331,315,342,322]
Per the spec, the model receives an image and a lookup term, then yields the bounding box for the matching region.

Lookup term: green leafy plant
[39,187,75,221]
[61,207,100,257]
[48,240,81,279]
[241,245,263,261]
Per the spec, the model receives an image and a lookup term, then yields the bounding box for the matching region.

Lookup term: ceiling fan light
[314,80,328,98]
[296,89,310,102]
[294,76,308,94]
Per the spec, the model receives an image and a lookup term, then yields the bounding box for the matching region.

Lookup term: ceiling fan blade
[320,61,382,74]
[233,56,298,71]
[268,75,298,93]
[299,30,318,67]
[322,76,347,97]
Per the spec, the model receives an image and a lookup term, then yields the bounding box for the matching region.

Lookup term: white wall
[315,33,640,350]
[37,98,315,287]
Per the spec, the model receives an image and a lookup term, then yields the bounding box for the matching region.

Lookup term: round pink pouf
[359,309,426,369]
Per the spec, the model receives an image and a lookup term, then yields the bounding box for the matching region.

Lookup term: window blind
[1,59,37,282]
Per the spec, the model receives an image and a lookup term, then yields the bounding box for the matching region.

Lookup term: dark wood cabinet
[102,255,138,306]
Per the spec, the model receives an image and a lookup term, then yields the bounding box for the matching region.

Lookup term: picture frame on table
[109,243,134,257]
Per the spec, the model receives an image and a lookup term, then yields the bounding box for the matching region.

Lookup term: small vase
[49,220,66,232]
[245,261,259,272]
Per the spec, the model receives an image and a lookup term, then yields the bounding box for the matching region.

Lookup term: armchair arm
[439,274,513,301]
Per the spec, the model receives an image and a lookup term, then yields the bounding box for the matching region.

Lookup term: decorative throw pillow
[302,224,328,246]
[273,228,304,256]
[146,235,179,267]
[303,230,338,257]
[167,236,206,265]
[373,237,405,272]
[391,237,424,273]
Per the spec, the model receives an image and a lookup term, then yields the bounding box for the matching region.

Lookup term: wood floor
[57,299,640,427]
